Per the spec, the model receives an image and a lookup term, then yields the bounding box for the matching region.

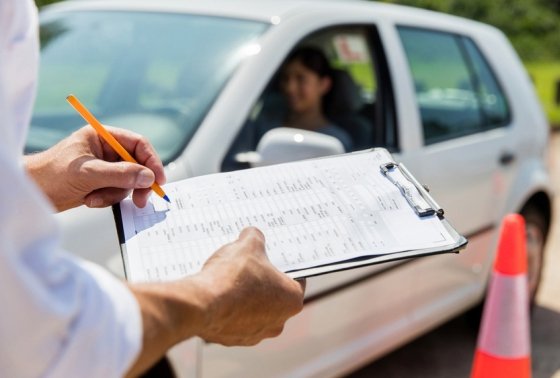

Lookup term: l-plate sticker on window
[333,34,370,64]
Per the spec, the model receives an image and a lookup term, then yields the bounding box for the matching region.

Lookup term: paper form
[119,149,457,282]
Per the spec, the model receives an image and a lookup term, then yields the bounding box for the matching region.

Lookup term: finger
[132,188,152,208]
[237,227,268,259]
[282,277,306,316]
[266,325,284,338]
[81,159,155,191]
[97,127,145,161]
[238,227,265,243]
[201,242,231,268]
[203,228,266,268]
[295,278,307,293]
[85,188,131,208]
[102,127,166,185]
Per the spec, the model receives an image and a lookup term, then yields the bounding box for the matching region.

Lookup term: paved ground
[349,132,560,378]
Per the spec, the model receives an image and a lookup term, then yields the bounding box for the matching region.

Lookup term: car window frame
[458,35,512,131]
[369,23,399,152]
[219,22,398,172]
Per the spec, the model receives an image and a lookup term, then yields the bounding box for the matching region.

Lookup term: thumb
[238,227,265,243]
[236,227,269,260]
[82,159,155,190]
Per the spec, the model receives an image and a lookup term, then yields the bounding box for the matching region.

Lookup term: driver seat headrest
[325,69,363,117]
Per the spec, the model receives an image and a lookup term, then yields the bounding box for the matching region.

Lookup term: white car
[30,1,552,376]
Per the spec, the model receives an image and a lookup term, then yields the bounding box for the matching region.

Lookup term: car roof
[44,0,497,35]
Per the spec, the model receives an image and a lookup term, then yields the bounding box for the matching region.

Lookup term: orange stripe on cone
[493,214,528,276]
[471,214,531,378]
[472,351,531,378]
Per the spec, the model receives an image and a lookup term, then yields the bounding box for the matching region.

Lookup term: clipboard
[113,148,468,281]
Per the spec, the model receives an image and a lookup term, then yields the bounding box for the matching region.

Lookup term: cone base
[472,350,531,378]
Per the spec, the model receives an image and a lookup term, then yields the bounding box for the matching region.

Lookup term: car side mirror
[235,127,345,167]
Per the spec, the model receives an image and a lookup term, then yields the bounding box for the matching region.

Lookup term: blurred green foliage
[526,62,560,126]
[35,0,60,7]
[381,0,560,62]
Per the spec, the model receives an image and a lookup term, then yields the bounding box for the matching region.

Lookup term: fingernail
[137,170,154,187]
[89,197,103,208]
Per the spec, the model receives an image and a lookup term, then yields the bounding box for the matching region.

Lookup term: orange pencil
[66,94,170,203]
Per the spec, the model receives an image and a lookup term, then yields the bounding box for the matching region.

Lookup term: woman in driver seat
[279,47,353,151]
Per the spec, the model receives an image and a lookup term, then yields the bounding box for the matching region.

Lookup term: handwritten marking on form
[120,150,454,282]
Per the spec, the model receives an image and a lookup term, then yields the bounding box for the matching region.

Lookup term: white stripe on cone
[477,272,530,358]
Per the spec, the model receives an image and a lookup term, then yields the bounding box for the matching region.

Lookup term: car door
[393,26,516,320]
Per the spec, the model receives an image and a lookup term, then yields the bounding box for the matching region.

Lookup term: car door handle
[499,151,515,166]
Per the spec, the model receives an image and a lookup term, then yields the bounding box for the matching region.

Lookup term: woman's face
[279,59,331,114]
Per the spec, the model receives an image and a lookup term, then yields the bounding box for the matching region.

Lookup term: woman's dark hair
[283,46,334,112]
[285,46,333,79]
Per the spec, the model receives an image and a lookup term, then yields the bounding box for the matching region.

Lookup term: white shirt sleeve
[0,153,143,378]
[0,1,143,377]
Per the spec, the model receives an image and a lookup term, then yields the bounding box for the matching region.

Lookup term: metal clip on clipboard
[380,162,444,218]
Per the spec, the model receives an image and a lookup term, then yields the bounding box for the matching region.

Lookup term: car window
[462,38,510,128]
[28,11,267,163]
[222,25,385,171]
[398,27,485,144]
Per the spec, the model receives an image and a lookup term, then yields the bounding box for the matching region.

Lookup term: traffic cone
[471,214,531,378]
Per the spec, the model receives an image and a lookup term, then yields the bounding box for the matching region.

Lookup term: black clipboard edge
[112,203,125,244]
[112,203,130,280]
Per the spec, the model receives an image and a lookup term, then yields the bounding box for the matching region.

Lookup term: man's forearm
[125,279,209,377]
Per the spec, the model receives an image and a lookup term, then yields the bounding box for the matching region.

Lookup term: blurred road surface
[349,131,560,378]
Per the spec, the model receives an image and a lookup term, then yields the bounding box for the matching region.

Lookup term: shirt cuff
[80,260,143,376]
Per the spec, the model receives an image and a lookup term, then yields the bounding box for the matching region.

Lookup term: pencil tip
[163,195,171,203]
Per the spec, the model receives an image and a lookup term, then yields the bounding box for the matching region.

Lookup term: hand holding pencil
[66,94,170,203]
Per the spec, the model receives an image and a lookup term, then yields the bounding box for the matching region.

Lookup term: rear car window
[398,27,510,144]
